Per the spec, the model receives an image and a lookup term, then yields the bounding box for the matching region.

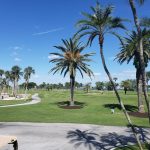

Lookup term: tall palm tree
[50,38,94,106]
[0,69,4,92]
[146,71,150,88]
[5,71,11,94]
[116,29,150,113]
[24,66,35,94]
[0,69,4,78]
[75,2,142,149]
[128,0,150,122]
[11,66,23,97]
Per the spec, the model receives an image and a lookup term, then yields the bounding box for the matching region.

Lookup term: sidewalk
[0,93,41,108]
[0,122,149,150]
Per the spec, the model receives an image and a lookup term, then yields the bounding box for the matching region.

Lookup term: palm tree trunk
[25,79,29,95]
[99,38,143,150]
[147,78,149,92]
[136,69,145,113]
[70,75,75,106]
[13,79,16,97]
[129,0,150,121]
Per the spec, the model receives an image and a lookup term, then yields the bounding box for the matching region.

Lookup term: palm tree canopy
[136,0,145,5]
[11,65,23,81]
[0,69,4,77]
[5,71,11,82]
[121,80,131,89]
[75,2,126,46]
[49,38,94,78]
[140,17,150,28]
[115,29,150,68]
[24,66,35,80]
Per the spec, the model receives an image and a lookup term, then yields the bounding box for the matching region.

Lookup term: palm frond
[49,37,94,79]
[140,17,150,28]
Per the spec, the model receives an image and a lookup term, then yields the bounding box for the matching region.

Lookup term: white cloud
[14,57,22,62]
[32,27,64,36]
[48,55,60,60]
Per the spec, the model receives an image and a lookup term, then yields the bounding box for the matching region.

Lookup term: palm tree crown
[75,2,125,46]
[24,67,35,80]
[50,38,94,78]
[116,29,150,68]
[11,66,23,81]
[0,69,4,77]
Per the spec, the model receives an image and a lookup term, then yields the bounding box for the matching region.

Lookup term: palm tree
[146,71,150,91]
[5,71,11,94]
[50,38,94,106]
[0,69,4,78]
[11,66,23,97]
[75,2,142,149]
[0,69,4,92]
[24,67,35,94]
[121,80,131,95]
[116,29,150,113]
[113,77,118,82]
[128,0,150,122]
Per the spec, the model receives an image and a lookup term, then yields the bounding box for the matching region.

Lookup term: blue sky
[0,0,150,85]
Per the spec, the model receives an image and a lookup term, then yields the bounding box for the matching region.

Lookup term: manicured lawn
[0,100,29,106]
[0,90,149,127]
[115,143,150,149]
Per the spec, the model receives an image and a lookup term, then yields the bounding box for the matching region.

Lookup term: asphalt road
[0,122,150,150]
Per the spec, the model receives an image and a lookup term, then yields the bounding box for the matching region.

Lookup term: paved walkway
[0,122,150,150]
[0,93,41,108]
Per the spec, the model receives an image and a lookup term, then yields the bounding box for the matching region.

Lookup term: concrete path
[0,93,41,108]
[0,122,150,150]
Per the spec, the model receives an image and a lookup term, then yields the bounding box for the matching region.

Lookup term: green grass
[115,143,150,149]
[0,99,29,106]
[0,90,149,127]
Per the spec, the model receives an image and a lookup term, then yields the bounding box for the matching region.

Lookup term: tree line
[0,66,35,97]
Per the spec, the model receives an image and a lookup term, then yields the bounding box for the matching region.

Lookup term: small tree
[24,66,35,94]
[95,82,104,90]
[121,80,131,95]
[11,66,23,97]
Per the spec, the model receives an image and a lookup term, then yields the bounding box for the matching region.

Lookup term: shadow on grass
[66,127,150,150]
[55,101,87,109]
[104,104,138,112]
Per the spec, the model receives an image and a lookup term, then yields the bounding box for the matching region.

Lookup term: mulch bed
[128,112,148,118]
[59,105,83,109]
[57,101,84,109]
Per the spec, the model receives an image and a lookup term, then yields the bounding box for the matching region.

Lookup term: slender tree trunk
[147,79,149,92]
[70,75,75,106]
[13,79,16,97]
[25,79,29,95]
[16,80,19,95]
[99,37,143,150]
[136,69,145,113]
[129,0,150,122]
